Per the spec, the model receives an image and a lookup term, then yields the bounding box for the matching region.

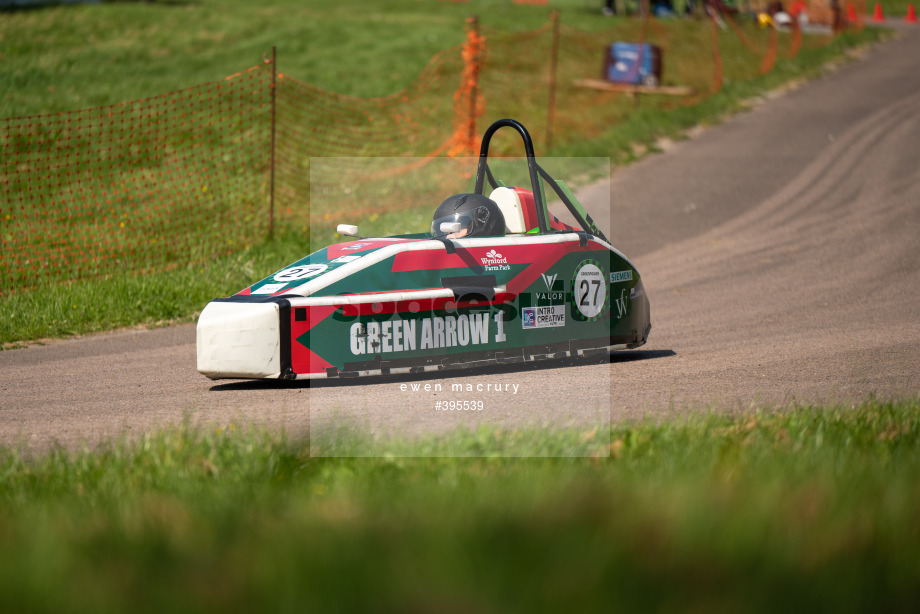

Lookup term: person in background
[602,0,617,15]
[654,0,677,17]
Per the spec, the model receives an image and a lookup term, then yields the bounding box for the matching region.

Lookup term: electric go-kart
[197,119,651,380]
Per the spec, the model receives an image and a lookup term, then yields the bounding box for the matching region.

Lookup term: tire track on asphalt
[640,93,920,295]
[619,86,920,413]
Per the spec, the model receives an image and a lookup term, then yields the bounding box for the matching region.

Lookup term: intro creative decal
[522,306,565,329]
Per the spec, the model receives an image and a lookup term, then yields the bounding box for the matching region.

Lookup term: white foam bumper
[196,301,281,379]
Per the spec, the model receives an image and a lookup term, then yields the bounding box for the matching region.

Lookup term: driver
[430,193,505,239]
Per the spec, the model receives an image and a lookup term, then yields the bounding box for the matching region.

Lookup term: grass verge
[0,230,310,347]
[1,397,918,612]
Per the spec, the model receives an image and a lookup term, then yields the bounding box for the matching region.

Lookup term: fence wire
[2,63,273,294]
[1,11,849,295]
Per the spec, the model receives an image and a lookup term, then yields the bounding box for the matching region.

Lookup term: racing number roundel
[274,264,328,282]
[572,260,607,320]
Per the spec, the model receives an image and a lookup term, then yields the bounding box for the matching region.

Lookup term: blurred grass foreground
[1,398,919,612]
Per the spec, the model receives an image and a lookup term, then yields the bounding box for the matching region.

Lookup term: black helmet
[431,193,505,239]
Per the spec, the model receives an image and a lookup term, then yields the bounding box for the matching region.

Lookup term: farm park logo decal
[481,249,509,272]
[481,249,506,265]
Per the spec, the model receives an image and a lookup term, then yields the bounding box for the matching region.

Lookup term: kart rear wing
[473,118,610,244]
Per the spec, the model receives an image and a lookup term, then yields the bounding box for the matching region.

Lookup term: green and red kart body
[197,120,651,380]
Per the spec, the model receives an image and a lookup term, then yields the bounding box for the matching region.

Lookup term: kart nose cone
[197,301,282,379]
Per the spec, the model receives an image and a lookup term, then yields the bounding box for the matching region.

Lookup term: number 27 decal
[572,260,607,319]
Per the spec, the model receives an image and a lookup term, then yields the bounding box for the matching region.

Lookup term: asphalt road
[2,26,919,452]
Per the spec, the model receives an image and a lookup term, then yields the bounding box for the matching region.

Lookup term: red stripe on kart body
[516,187,540,231]
[391,244,536,273]
[292,346,334,375]
[390,239,609,296]
[290,304,338,374]
[301,304,339,332]
[390,249,476,272]
[335,296,461,317]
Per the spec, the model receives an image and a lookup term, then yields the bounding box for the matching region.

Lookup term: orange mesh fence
[761,23,779,74]
[448,17,488,156]
[725,12,763,55]
[711,15,725,94]
[788,19,803,58]
[273,39,468,226]
[2,12,848,295]
[1,63,273,295]
[1,45,467,295]
[720,12,778,74]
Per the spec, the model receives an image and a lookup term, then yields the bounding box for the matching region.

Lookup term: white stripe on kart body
[287,288,454,307]
[279,234,636,299]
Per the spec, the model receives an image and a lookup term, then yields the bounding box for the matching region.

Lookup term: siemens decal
[349,312,505,355]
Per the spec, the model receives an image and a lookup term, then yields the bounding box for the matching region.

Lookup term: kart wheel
[642,74,659,88]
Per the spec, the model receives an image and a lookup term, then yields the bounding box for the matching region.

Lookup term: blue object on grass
[604,43,662,87]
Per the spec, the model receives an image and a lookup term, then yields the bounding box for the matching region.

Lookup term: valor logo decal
[524,271,566,329]
[535,272,565,303]
[274,264,328,282]
[572,260,608,320]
